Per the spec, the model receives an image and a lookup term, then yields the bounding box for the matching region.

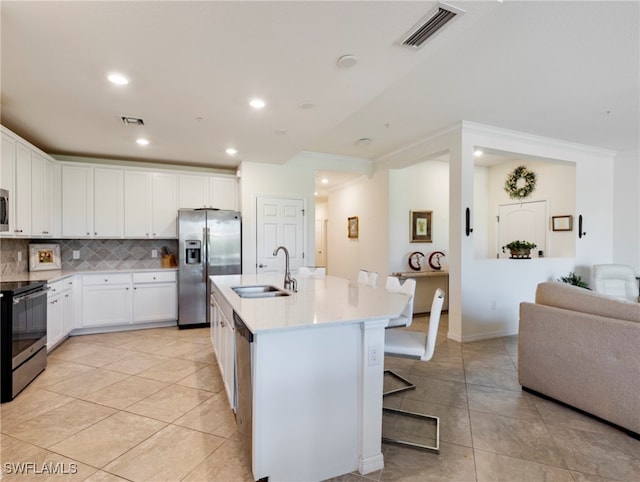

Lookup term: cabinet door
[62,290,75,336]
[82,284,132,326]
[178,174,209,209]
[132,283,177,322]
[1,133,16,236]
[31,152,53,237]
[151,173,177,238]
[14,141,31,236]
[209,177,237,211]
[62,165,93,237]
[94,168,124,237]
[124,171,152,238]
[47,293,64,350]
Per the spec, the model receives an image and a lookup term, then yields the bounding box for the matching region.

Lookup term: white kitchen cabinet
[210,285,235,408]
[14,141,32,236]
[178,174,209,209]
[209,176,237,211]
[132,271,177,322]
[31,151,54,237]
[47,277,75,351]
[124,171,152,237]
[179,174,238,211]
[62,164,94,237]
[81,273,132,327]
[94,167,124,237]
[151,172,178,238]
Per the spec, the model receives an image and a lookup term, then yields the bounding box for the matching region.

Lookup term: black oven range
[1,280,48,403]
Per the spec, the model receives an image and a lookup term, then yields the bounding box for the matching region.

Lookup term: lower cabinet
[80,270,177,328]
[47,277,75,351]
[82,274,132,327]
[210,286,236,409]
[132,271,177,323]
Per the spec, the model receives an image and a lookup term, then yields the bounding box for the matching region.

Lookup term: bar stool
[357,269,378,287]
[298,266,326,278]
[382,288,445,453]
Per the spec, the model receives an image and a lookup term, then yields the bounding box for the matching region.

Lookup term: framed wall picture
[552,215,573,231]
[29,244,62,271]
[410,210,432,243]
[347,216,359,239]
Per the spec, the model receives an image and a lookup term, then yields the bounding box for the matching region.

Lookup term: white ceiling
[2,1,638,187]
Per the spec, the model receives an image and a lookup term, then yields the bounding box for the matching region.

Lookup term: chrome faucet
[273,246,297,292]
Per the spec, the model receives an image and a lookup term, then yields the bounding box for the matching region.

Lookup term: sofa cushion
[536,281,640,323]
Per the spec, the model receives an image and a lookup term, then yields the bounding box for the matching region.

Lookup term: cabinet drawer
[132,271,176,284]
[83,273,132,286]
[47,279,64,296]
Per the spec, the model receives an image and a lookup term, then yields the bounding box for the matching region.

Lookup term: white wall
[480,159,576,259]
[327,168,389,282]
[613,149,640,272]
[388,160,450,273]
[239,161,316,274]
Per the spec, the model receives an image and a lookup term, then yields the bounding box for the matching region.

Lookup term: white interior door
[497,200,547,258]
[256,197,305,273]
[314,219,327,268]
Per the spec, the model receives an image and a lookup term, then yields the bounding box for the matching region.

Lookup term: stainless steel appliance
[1,280,48,403]
[0,188,8,232]
[233,310,253,463]
[178,209,241,328]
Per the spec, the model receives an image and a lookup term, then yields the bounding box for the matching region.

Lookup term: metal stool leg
[383,369,416,396]
[382,407,440,454]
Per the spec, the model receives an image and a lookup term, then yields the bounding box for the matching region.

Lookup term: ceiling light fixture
[474,149,483,157]
[299,101,315,110]
[249,98,266,109]
[321,178,329,184]
[107,73,129,85]
[337,54,358,68]
[136,138,149,146]
[226,148,238,155]
[357,137,372,146]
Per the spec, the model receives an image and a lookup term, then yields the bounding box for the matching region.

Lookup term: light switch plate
[73,250,80,259]
[151,249,158,258]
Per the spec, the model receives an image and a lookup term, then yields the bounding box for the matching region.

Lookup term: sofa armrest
[519,302,640,434]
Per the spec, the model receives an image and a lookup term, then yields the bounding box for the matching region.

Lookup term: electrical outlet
[73,250,80,260]
[17,251,22,262]
[151,249,158,258]
[368,344,381,366]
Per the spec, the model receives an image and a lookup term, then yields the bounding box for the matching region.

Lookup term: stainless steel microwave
[0,188,8,232]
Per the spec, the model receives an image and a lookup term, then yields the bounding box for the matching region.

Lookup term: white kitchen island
[209,273,410,482]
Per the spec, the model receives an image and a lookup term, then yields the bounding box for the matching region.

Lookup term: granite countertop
[210,273,409,334]
[3,267,178,283]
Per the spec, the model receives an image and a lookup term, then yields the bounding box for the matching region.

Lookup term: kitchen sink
[231,285,291,299]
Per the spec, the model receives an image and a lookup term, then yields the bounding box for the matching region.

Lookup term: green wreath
[504,165,536,199]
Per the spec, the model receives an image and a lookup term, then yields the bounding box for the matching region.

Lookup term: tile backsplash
[1,238,179,277]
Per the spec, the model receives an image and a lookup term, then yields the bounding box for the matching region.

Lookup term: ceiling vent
[121,116,144,126]
[400,2,465,49]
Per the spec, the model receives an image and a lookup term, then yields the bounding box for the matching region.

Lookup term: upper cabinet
[178,173,238,211]
[2,124,238,240]
[1,127,59,238]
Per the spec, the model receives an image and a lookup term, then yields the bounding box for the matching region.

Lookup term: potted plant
[558,272,590,289]
[502,240,537,259]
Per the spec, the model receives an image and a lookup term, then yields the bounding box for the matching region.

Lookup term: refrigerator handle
[204,227,210,283]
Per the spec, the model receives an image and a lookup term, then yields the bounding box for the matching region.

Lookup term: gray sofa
[519,281,640,436]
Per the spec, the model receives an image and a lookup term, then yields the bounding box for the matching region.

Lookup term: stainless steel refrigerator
[178,209,241,328]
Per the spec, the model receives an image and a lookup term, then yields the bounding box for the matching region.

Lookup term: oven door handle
[13,287,50,304]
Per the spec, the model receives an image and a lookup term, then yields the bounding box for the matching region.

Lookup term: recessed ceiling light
[275,129,287,135]
[299,101,314,110]
[357,137,372,146]
[314,191,318,196]
[321,178,329,184]
[108,73,129,85]
[136,138,149,146]
[226,148,238,155]
[337,54,358,68]
[249,98,266,109]
[474,149,483,157]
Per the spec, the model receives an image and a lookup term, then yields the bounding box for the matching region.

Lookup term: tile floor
[1,315,638,481]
